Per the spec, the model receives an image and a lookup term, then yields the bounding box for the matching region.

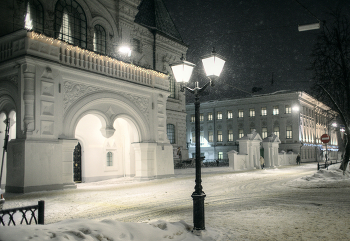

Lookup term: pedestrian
[296,154,301,165]
[216,159,219,167]
[260,156,265,169]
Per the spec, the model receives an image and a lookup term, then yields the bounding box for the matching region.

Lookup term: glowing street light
[170,47,225,231]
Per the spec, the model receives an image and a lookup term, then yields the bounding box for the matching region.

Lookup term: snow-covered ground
[0,163,349,241]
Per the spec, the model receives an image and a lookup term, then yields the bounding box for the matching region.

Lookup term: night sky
[165,0,345,102]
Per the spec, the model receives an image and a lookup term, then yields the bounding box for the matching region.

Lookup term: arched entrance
[74,113,140,182]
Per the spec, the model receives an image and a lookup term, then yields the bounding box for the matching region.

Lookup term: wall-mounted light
[292,105,300,112]
[119,46,131,57]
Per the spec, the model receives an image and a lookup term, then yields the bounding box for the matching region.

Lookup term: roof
[134,0,184,43]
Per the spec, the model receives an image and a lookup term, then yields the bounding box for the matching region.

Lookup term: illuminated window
[227,110,233,119]
[228,129,233,142]
[273,106,279,115]
[93,24,106,55]
[218,152,223,160]
[217,111,222,120]
[262,127,267,139]
[261,107,267,116]
[238,110,244,118]
[167,124,175,144]
[200,114,204,122]
[208,131,213,142]
[217,131,223,142]
[249,108,255,117]
[55,0,87,48]
[286,126,292,139]
[238,129,244,138]
[208,112,213,121]
[274,126,280,137]
[285,105,291,114]
[24,0,44,33]
[106,152,113,166]
[190,115,195,122]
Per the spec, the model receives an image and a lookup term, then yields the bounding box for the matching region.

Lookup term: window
[190,115,195,122]
[93,24,106,55]
[273,106,279,115]
[227,110,233,119]
[132,38,141,53]
[217,131,223,142]
[249,108,255,117]
[238,110,244,118]
[261,107,267,116]
[285,105,291,114]
[167,124,175,144]
[218,152,223,160]
[286,126,292,139]
[262,127,267,139]
[208,112,213,121]
[200,114,204,122]
[228,129,233,142]
[208,131,213,142]
[107,152,113,166]
[217,111,222,120]
[55,0,87,48]
[238,129,244,138]
[273,126,280,137]
[24,0,44,33]
[191,132,195,143]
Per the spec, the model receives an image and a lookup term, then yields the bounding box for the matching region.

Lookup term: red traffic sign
[321,134,330,143]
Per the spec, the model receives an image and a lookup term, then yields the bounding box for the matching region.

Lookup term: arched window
[167,124,175,144]
[93,24,106,55]
[24,0,44,33]
[106,152,113,166]
[55,0,87,48]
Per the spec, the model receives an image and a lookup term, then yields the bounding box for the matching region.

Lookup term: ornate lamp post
[170,48,225,230]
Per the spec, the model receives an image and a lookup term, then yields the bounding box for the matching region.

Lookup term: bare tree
[310,8,350,172]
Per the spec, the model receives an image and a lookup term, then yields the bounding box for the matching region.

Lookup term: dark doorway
[73,142,82,182]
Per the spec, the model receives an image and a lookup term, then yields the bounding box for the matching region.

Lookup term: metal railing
[317,160,341,170]
[174,159,229,169]
[0,200,44,226]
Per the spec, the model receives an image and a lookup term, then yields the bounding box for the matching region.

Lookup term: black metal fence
[317,160,341,170]
[175,159,229,169]
[0,200,44,226]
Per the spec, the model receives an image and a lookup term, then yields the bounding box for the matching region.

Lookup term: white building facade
[0,0,188,193]
[186,91,339,163]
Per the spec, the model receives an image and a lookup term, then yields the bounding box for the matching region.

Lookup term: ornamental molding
[1,74,19,88]
[63,81,149,120]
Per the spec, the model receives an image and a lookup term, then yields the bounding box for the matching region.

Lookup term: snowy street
[1,163,350,240]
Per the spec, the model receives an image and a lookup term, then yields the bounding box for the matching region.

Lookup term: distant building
[0,0,188,193]
[186,91,339,163]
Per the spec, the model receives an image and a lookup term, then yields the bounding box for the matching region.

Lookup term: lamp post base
[192,192,206,230]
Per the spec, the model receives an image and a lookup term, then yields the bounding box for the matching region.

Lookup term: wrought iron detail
[0,200,44,226]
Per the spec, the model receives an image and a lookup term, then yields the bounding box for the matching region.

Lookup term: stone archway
[74,112,140,182]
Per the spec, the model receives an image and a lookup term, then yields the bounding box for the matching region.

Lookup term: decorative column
[60,139,78,189]
[22,64,36,133]
[262,134,281,167]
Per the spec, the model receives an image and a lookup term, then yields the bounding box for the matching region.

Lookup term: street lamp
[170,48,225,231]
